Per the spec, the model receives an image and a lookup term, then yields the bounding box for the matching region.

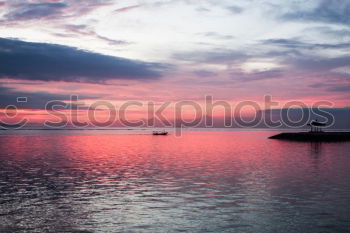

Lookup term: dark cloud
[1,0,113,23]
[173,36,350,85]
[196,7,210,13]
[263,38,350,50]
[258,38,350,86]
[328,85,350,92]
[309,26,350,38]
[199,32,235,40]
[172,49,248,64]
[193,70,217,77]
[282,0,350,25]
[286,55,350,72]
[262,39,307,49]
[226,5,243,14]
[63,24,93,36]
[311,83,350,93]
[95,35,128,46]
[309,83,328,89]
[61,24,129,45]
[0,86,102,110]
[230,69,284,82]
[175,38,350,67]
[0,38,169,82]
[114,5,141,13]
[4,2,66,21]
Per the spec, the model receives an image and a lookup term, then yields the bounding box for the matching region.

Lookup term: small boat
[152,130,168,135]
[309,120,327,127]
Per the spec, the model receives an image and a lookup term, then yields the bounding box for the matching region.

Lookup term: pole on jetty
[308,119,327,133]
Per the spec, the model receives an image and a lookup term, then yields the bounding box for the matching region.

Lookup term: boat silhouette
[152,130,168,136]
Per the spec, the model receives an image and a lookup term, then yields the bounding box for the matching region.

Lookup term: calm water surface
[0,131,350,233]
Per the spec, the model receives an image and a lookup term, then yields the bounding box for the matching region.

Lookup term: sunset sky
[0,0,350,126]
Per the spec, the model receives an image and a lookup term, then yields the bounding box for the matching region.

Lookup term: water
[0,130,350,233]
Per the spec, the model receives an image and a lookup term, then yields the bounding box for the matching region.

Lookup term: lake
[0,130,350,232]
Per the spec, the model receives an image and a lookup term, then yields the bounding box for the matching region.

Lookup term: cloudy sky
[0,0,350,126]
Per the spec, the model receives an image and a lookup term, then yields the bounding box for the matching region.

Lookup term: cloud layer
[0,38,168,82]
[2,0,113,22]
[0,0,350,113]
[282,0,350,25]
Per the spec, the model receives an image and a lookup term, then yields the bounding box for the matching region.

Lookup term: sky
[0,0,350,127]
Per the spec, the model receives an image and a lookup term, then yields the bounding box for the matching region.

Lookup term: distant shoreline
[1,128,350,132]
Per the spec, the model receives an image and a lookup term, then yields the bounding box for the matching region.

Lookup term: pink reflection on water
[1,132,350,232]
